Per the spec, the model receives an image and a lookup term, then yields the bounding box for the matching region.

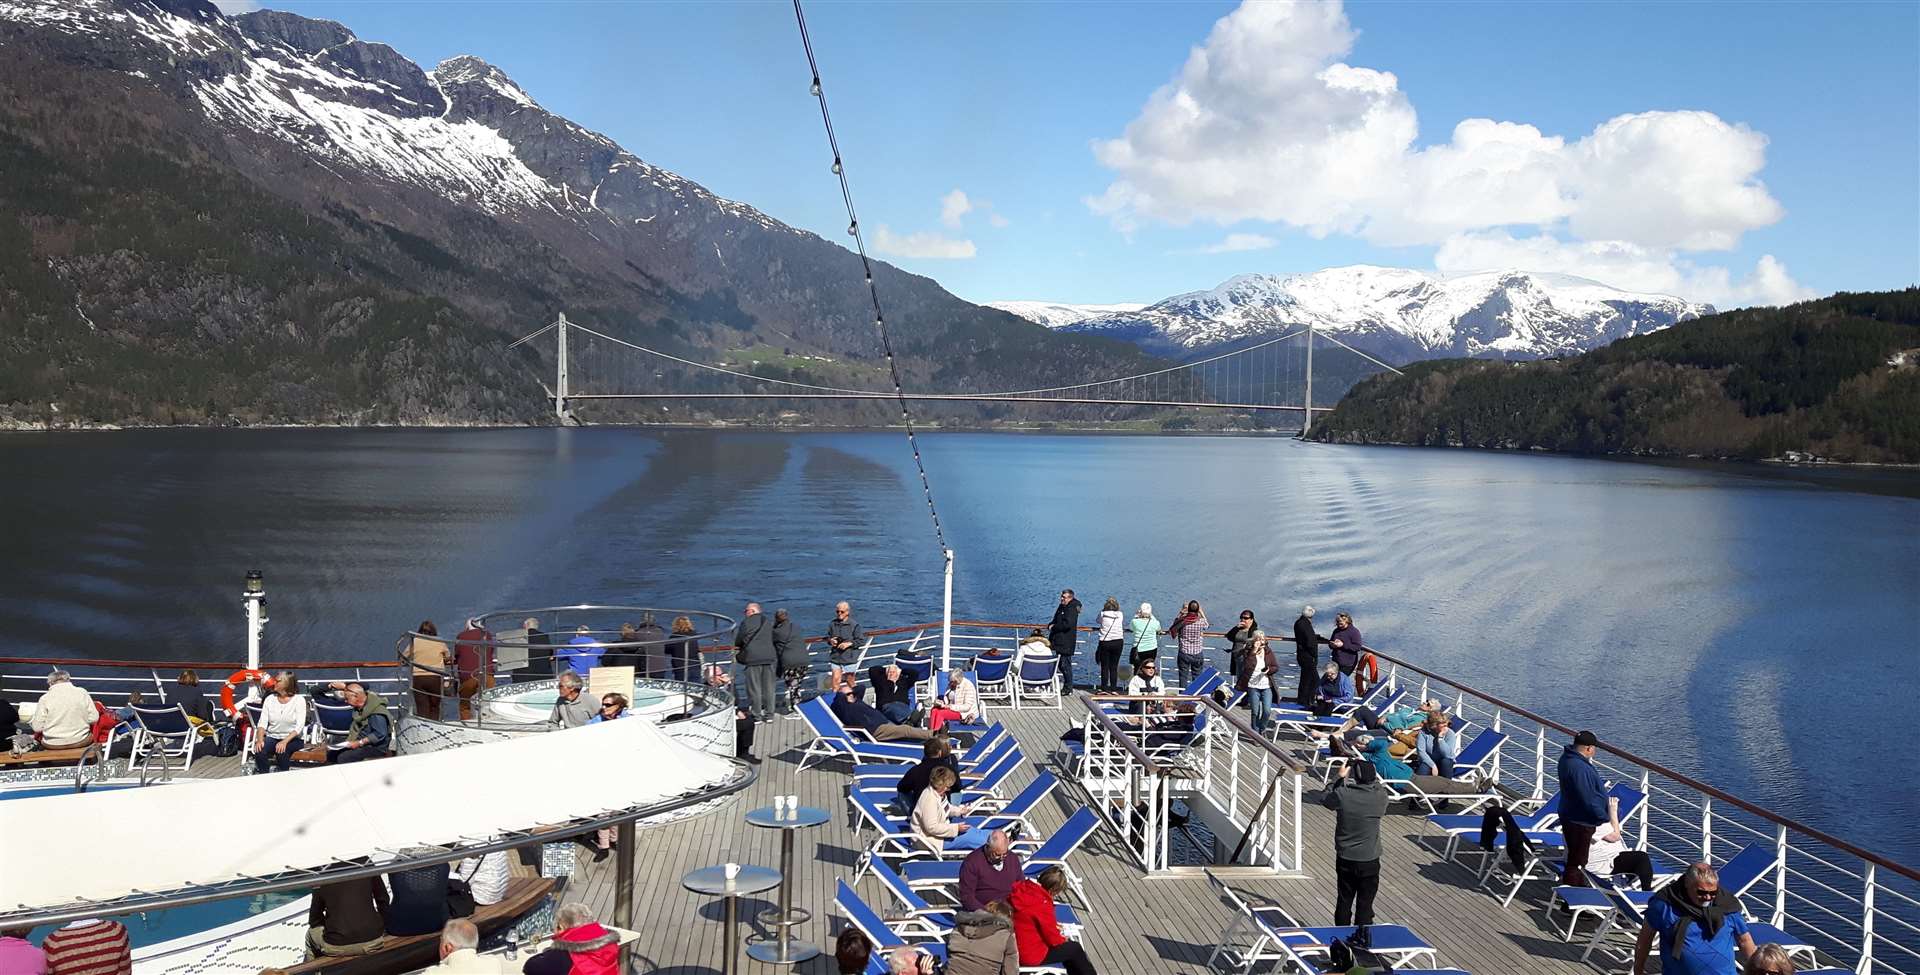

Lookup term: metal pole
[1302,322,1314,436]
[614,820,635,973]
[555,312,571,421]
[941,549,954,673]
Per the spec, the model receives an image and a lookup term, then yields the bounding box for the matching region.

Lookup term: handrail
[1190,695,1306,775]
[0,656,397,670]
[6,616,1913,886]
[1071,690,1162,776]
[1365,645,1920,886]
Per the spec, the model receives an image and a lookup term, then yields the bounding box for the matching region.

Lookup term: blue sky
[251,1,1916,309]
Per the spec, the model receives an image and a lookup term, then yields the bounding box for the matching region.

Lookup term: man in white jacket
[431,919,517,973]
[32,669,94,748]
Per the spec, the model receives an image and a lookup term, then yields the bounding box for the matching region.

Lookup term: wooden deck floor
[168,706,1620,974]
[568,705,1613,975]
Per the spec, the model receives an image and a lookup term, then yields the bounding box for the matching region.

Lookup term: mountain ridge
[0,0,1172,427]
[995,265,1712,364]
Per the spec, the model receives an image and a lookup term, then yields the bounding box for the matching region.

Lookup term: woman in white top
[911,765,988,853]
[1585,795,1656,890]
[253,671,308,774]
[1235,633,1280,733]
[928,669,978,731]
[1094,597,1126,693]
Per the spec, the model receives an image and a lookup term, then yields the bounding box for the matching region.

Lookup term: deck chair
[902,807,1100,907]
[1422,791,1563,867]
[1711,843,1820,966]
[972,655,1014,709]
[128,704,199,776]
[1483,783,1644,907]
[239,700,265,771]
[850,724,1009,779]
[1275,940,1471,975]
[1382,729,1508,815]
[870,860,1082,942]
[796,697,929,770]
[895,652,936,691]
[834,881,952,965]
[312,700,355,748]
[853,736,1020,793]
[1269,687,1408,740]
[1205,870,1441,974]
[1549,867,1655,943]
[1016,654,1061,709]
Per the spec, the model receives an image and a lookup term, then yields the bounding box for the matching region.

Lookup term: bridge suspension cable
[981,326,1310,397]
[792,0,948,554]
[560,319,875,395]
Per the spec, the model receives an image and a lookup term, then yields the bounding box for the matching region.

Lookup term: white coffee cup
[724,862,740,880]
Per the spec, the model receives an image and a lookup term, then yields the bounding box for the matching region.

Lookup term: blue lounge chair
[929,671,990,736]
[834,881,952,967]
[853,743,1025,810]
[1485,784,1644,907]
[895,652,935,691]
[1017,654,1061,709]
[971,655,1014,709]
[129,704,200,776]
[1422,790,1563,866]
[849,724,1010,778]
[796,696,930,770]
[901,806,1100,907]
[312,699,355,748]
[1206,870,1440,974]
[870,860,1083,941]
[1549,868,1655,943]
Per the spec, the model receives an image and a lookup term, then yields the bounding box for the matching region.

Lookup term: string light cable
[791,0,948,554]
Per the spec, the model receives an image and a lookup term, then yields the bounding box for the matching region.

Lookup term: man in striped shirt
[40,918,129,975]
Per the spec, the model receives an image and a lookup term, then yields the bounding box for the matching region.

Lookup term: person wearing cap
[1292,606,1325,707]
[1320,759,1389,929]
[1558,729,1610,885]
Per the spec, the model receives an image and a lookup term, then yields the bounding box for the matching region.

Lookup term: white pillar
[244,587,266,673]
[941,549,954,674]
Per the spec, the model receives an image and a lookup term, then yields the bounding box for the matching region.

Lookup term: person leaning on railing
[451,618,494,722]
[409,620,445,719]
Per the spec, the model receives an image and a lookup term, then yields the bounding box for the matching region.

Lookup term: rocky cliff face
[0,0,1159,427]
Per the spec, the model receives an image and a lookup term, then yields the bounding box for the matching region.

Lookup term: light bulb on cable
[831,158,842,175]
[810,77,821,96]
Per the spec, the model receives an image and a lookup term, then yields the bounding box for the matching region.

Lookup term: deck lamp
[244,569,264,594]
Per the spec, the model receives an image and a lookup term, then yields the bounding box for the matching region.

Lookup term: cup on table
[724,862,740,880]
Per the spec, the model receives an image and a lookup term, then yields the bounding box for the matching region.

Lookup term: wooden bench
[272,874,555,975]
[0,743,95,767]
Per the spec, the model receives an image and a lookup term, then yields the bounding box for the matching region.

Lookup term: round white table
[743,804,831,964]
[682,863,781,975]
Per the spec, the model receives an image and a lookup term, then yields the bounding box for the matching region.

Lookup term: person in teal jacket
[1129,602,1160,669]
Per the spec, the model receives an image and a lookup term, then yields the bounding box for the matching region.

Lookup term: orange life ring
[1357,652,1379,686]
[220,669,276,718]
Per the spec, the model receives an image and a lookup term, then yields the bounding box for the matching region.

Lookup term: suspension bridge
[506,313,1405,432]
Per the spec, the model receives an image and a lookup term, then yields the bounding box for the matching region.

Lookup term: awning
[0,717,750,926]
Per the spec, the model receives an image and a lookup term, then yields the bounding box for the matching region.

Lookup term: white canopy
[0,717,742,922]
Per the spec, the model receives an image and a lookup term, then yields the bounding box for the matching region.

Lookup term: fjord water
[3,428,1915,863]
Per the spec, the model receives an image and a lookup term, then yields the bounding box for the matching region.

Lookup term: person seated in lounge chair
[1588,794,1657,891]
[1358,734,1489,802]
[320,681,393,764]
[1413,711,1461,777]
[1314,663,1355,714]
[928,668,979,732]
[31,669,95,749]
[912,765,989,853]
[868,664,916,725]
[829,678,934,742]
[1017,629,1054,664]
[891,737,961,814]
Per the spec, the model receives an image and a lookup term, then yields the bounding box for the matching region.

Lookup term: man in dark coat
[734,602,777,721]
[633,612,669,679]
[1292,605,1324,707]
[772,608,805,714]
[523,617,553,679]
[1048,589,1082,694]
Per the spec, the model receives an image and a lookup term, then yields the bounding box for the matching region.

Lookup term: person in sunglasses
[1632,861,1758,975]
[1741,943,1797,975]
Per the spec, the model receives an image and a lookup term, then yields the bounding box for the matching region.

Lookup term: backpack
[212,723,243,758]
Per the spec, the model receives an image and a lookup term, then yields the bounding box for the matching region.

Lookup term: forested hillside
[1308,291,1920,464]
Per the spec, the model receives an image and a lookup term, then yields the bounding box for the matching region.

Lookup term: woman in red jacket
[1009,866,1095,974]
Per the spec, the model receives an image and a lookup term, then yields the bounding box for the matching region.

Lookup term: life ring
[220,669,275,718]
[1357,652,1379,686]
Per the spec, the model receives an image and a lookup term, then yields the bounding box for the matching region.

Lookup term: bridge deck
[171,703,1627,974]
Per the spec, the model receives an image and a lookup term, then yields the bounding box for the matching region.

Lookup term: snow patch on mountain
[1054,266,1712,362]
[986,301,1149,329]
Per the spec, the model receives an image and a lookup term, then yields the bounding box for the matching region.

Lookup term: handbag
[445,878,476,919]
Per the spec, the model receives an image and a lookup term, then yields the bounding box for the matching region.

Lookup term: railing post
[1638,771,1651,849]
[1772,824,1788,928]
[1858,862,1875,975]
[1291,771,1304,873]
[940,549,954,673]
[1532,725,1548,800]
[1701,797,1714,863]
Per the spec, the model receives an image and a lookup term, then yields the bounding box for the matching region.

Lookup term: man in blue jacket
[1557,729,1609,885]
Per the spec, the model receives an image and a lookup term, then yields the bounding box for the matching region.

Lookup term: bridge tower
[554,312,571,422]
[1302,321,1314,436]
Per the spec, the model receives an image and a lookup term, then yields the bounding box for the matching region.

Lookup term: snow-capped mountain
[985,301,1147,330]
[1048,266,1713,363]
[0,0,1166,425]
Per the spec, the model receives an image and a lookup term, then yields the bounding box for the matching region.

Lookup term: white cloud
[872,225,976,260]
[210,0,262,13]
[1199,232,1278,254]
[1089,0,1801,305]
[1434,232,1816,308]
[940,189,973,229]
[988,213,1010,228]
